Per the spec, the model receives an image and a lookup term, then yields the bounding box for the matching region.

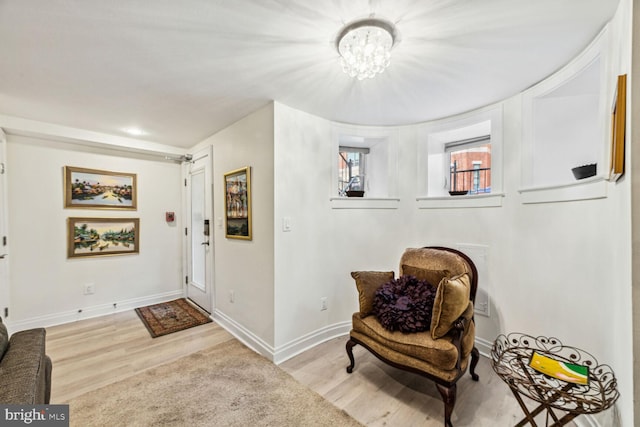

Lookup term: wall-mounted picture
[609,74,627,182]
[224,166,252,240]
[68,217,140,258]
[64,166,137,209]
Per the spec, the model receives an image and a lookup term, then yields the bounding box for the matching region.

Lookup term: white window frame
[445,135,491,194]
[330,124,400,209]
[417,104,504,209]
[338,146,369,195]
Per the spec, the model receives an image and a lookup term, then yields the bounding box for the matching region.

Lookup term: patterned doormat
[135,298,212,338]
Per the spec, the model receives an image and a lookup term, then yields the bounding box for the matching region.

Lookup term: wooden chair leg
[470,346,480,381]
[436,382,457,427]
[345,338,356,374]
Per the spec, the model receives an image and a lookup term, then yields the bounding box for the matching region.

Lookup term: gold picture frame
[609,74,627,182]
[64,166,137,209]
[224,166,252,240]
[68,217,140,258]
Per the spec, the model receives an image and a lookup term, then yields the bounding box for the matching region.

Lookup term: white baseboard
[6,290,184,334]
[212,309,351,365]
[273,321,351,365]
[475,336,493,358]
[212,309,275,360]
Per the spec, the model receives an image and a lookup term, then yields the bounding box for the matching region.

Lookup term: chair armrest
[449,307,475,371]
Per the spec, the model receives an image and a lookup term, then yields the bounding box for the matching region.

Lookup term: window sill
[416,193,504,209]
[330,197,400,209]
[519,176,607,204]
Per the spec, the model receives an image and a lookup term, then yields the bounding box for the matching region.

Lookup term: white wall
[270,9,632,415]
[192,104,275,354]
[6,135,184,329]
[1,2,630,424]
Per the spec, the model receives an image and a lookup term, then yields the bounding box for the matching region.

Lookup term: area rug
[66,339,363,427]
[135,298,212,338]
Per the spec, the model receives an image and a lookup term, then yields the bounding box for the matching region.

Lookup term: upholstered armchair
[346,246,479,427]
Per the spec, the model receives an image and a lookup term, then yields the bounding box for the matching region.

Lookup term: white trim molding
[519,177,607,204]
[475,336,493,359]
[273,321,351,365]
[417,193,504,209]
[330,197,400,209]
[213,309,275,360]
[213,310,351,365]
[6,289,183,334]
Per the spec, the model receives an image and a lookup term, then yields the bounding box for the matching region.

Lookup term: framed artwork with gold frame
[224,166,252,240]
[68,217,140,258]
[609,74,627,182]
[64,166,137,209]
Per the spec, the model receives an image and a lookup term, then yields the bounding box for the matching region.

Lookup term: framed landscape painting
[224,166,252,240]
[68,217,140,258]
[64,166,137,209]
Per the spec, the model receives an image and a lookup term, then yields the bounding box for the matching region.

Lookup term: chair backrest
[399,246,478,303]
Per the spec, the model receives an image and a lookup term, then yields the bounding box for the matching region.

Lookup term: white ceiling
[0,0,620,148]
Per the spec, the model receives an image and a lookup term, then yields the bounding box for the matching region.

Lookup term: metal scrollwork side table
[491,333,619,427]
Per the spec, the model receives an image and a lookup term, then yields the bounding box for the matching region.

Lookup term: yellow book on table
[528,351,589,385]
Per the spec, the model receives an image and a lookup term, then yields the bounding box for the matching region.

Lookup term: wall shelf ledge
[416,193,504,209]
[518,176,608,204]
[329,197,400,209]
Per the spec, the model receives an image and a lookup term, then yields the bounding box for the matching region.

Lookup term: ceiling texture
[0,0,620,148]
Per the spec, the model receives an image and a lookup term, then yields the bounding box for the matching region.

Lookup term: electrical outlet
[84,283,95,295]
[229,290,235,303]
[320,297,328,311]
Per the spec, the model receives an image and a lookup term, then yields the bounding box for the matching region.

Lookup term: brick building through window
[447,137,491,194]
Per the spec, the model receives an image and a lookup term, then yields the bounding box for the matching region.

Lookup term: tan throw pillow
[401,265,450,287]
[351,271,395,318]
[430,273,471,339]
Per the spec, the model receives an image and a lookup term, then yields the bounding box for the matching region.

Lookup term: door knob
[201,241,209,246]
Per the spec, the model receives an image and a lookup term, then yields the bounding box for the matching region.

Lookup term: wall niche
[520,28,609,204]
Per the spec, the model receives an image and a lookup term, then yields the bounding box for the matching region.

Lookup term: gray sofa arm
[0,328,52,404]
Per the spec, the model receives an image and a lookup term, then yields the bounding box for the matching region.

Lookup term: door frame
[0,129,9,322]
[183,146,214,313]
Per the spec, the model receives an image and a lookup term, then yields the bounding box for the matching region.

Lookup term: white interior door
[0,130,9,321]
[186,147,213,313]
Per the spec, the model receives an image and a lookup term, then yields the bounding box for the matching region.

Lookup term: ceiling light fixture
[336,18,396,81]
[123,127,146,137]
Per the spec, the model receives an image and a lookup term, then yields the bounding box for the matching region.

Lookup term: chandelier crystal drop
[337,19,396,81]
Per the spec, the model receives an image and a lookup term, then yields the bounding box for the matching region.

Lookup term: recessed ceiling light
[123,127,146,136]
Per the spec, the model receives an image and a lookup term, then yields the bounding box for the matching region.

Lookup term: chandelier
[336,18,396,80]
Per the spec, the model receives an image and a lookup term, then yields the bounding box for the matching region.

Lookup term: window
[417,104,503,207]
[338,146,369,196]
[331,125,399,208]
[446,136,491,195]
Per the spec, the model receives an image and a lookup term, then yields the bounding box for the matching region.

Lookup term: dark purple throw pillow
[372,275,437,333]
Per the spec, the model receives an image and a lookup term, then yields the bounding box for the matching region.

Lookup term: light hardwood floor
[45,311,577,426]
